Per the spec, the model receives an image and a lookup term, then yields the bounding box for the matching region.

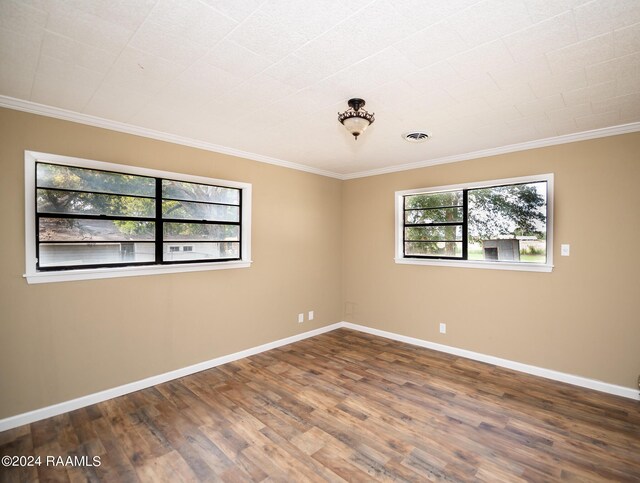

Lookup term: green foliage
[405,225,461,241]
[36,163,240,241]
[405,207,463,224]
[112,220,154,236]
[468,184,546,242]
[405,191,462,210]
[164,222,239,240]
[37,164,155,221]
[405,183,546,244]
[37,163,155,197]
[524,245,545,256]
[162,179,239,205]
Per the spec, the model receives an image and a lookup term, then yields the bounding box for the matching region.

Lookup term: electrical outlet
[308,310,314,321]
[298,313,304,323]
[439,323,446,334]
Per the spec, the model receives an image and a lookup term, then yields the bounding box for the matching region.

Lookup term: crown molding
[2,95,639,181]
[341,121,640,179]
[0,95,343,179]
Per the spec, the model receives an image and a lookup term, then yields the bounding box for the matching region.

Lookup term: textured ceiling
[1,0,639,176]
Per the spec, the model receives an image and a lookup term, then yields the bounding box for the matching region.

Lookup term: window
[25,151,251,283]
[396,174,553,272]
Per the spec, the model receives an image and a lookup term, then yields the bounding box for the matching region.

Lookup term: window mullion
[238,188,243,260]
[34,162,40,270]
[462,189,468,260]
[156,178,163,264]
[402,195,407,257]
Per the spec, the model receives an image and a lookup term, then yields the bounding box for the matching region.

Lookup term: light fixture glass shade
[342,116,371,137]
[338,98,375,140]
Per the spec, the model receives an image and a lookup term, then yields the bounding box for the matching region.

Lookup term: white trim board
[1,95,639,181]
[0,96,340,180]
[0,321,636,432]
[341,322,639,401]
[341,122,640,179]
[0,323,342,432]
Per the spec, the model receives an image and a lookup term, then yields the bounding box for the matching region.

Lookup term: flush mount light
[338,98,375,140]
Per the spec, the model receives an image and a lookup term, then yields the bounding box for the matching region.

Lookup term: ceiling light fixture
[338,98,375,140]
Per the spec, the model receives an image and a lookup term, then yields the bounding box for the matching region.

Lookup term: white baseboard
[2,320,636,432]
[0,323,342,432]
[340,322,639,401]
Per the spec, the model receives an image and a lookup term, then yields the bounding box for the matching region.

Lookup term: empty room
[1,0,639,481]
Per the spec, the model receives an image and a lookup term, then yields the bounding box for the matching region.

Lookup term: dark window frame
[34,161,243,272]
[402,190,468,260]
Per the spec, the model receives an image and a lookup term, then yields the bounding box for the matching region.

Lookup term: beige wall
[0,108,343,419]
[1,106,638,421]
[342,132,640,389]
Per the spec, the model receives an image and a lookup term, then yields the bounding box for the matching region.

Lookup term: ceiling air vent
[402,131,431,143]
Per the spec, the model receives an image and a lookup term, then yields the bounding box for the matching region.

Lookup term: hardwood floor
[1,328,639,482]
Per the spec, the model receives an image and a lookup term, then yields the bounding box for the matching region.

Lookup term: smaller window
[396,174,553,272]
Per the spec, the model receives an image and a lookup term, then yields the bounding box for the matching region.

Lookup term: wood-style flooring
[1,328,639,482]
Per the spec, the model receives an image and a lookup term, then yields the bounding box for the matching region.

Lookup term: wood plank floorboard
[1,328,639,482]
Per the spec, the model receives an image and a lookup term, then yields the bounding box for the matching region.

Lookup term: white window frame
[395,173,554,272]
[24,151,252,284]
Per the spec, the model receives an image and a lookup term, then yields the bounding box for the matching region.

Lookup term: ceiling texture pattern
[1,0,639,176]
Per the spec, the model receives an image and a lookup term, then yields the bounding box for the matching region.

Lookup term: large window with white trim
[25,151,251,283]
[396,174,553,272]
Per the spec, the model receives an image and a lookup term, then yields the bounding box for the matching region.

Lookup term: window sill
[394,258,553,272]
[24,260,253,284]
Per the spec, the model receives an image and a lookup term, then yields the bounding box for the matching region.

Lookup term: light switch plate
[561,244,570,256]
